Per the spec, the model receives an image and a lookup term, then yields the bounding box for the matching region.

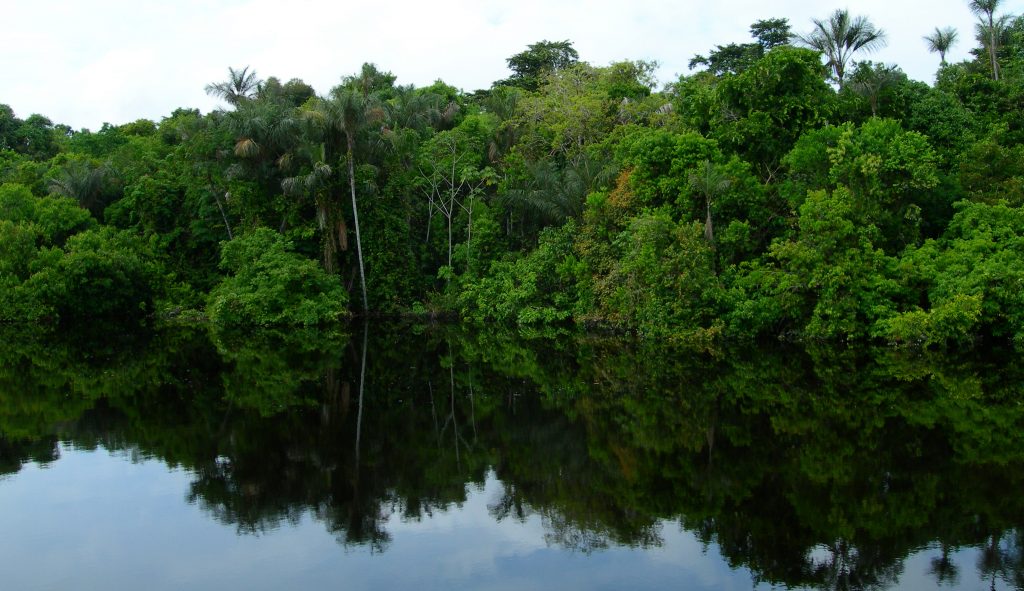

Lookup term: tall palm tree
[689,160,731,244]
[924,27,959,64]
[969,0,1004,80]
[205,66,261,107]
[303,87,383,313]
[798,9,887,88]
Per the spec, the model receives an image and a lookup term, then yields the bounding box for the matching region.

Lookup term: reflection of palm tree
[798,9,887,88]
[927,542,959,586]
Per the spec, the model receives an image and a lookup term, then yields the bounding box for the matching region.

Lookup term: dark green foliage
[502,40,580,91]
[0,184,162,323]
[715,46,835,176]
[207,229,348,326]
[593,212,725,338]
[457,221,582,324]
[690,18,792,76]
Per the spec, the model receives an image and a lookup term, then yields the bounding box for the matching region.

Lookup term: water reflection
[0,323,1022,589]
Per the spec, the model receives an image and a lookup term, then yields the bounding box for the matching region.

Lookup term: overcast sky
[2,0,1012,131]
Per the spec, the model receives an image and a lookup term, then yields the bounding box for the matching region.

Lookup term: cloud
[0,0,990,130]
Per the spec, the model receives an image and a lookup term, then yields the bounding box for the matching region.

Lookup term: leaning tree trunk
[347,134,369,313]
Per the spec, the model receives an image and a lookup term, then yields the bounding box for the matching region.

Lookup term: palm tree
[503,155,615,233]
[798,9,887,88]
[924,27,959,64]
[689,160,731,244]
[849,62,904,116]
[47,159,109,217]
[205,66,261,107]
[303,87,383,312]
[969,0,1004,80]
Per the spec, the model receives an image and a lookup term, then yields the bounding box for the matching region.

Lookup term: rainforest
[2,5,1024,590]
[2,10,1024,347]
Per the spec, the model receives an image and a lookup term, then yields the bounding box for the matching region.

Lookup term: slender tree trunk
[347,134,369,312]
[206,173,233,240]
[704,198,714,243]
[465,200,473,275]
[214,192,233,240]
[447,214,453,272]
[987,29,995,79]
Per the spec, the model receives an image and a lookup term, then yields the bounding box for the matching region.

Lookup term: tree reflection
[0,324,1022,589]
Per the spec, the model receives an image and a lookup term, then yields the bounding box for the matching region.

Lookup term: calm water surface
[0,324,1021,590]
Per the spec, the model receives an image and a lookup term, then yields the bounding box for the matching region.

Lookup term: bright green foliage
[668,72,720,135]
[41,227,165,322]
[784,119,943,250]
[207,229,348,326]
[0,183,94,245]
[457,221,582,325]
[514,64,617,163]
[898,84,978,167]
[1,223,164,323]
[890,202,1024,348]
[1,184,148,323]
[752,188,904,340]
[0,150,48,195]
[875,293,983,347]
[613,127,720,211]
[593,212,725,339]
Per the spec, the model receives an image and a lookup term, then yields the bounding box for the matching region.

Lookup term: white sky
[1,0,1010,131]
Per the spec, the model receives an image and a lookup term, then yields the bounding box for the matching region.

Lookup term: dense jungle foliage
[3,6,1024,348]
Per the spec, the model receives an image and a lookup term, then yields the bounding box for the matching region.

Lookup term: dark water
[0,324,1021,590]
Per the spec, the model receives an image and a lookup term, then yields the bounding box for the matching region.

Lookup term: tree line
[2,3,1024,348]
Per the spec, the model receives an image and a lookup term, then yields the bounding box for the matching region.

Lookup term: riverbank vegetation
[3,5,1024,348]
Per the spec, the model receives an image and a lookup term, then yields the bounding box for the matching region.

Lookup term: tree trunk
[704,198,714,243]
[347,134,369,313]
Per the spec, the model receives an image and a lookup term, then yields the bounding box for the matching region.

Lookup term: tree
[924,27,960,64]
[970,0,1003,79]
[302,86,382,312]
[46,158,112,218]
[969,0,1005,80]
[798,9,887,88]
[502,40,579,91]
[848,62,906,116]
[750,18,792,51]
[689,160,731,244]
[417,118,490,275]
[205,66,262,107]
[690,18,792,76]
